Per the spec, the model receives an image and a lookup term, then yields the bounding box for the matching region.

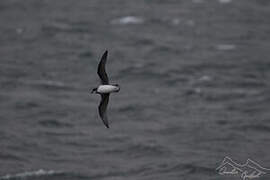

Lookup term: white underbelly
[97,85,119,93]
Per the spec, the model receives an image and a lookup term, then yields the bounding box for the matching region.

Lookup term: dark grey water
[1,0,270,179]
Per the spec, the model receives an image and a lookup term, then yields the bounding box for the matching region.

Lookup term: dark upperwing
[97,50,109,85]
[98,93,110,128]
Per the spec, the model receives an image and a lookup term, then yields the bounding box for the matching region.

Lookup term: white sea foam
[111,16,144,25]
[198,75,212,82]
[0,169,61,180]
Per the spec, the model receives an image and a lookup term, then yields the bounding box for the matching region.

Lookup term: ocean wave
[21,79,73,90]
[0,169,63,180]
[218,0,232,4]
[192,0,204,3]
[0,153,26,162]
[216,44,236,51]
[193,0,232,4]
[38,119,73,128]
[155,162,214,175]
[234,124,270,133]
[106,141,170,158]
[41,21,90,34]
[110,16,144,25]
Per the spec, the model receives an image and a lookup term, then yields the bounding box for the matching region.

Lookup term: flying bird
[91,50,120,128]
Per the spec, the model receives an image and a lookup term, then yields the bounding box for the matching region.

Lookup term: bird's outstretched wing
[98,93,110,128]
[97,50,109,85]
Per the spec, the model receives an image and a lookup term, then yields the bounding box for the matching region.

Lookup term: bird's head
[91,88,98,94]
[113,84,120,92]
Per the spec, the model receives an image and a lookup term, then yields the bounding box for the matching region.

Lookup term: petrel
[91,50,120,128]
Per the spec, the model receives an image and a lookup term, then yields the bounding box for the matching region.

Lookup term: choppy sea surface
[1,0,270,180]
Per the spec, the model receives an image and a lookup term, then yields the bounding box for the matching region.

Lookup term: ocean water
[0,0,270,180]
